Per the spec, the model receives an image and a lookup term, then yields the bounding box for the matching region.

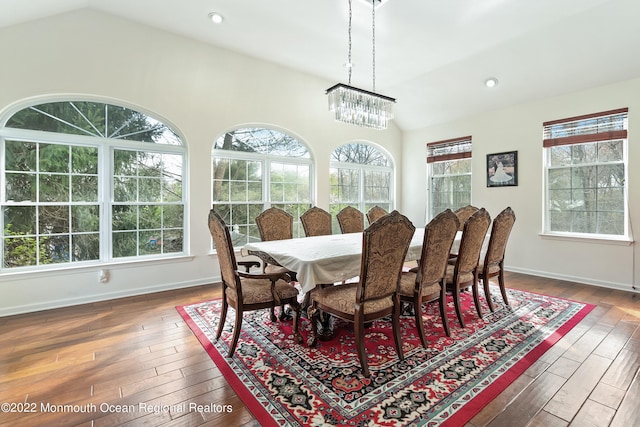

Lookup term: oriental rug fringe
[177,285,593,426]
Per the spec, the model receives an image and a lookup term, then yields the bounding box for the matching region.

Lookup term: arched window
[212,127,312,245]
[1,100,186,270]
[329,143,393,224]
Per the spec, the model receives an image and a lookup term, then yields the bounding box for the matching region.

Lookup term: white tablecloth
[241,229,464,294]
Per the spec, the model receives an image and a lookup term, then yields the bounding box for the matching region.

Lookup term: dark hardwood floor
[1,272,638,426]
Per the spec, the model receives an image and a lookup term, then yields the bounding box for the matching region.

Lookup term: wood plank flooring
[1,272,638,426]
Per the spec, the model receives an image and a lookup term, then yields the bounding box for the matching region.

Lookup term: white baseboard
[505,266,639,294]
[0,275,221,317]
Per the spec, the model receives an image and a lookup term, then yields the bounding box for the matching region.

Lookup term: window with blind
[543,108,628,238]
[427,136,472,219]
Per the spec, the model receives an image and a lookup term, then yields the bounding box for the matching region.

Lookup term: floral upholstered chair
[308,210,415,377]
[399,209,459,343]
[453,205,479,232]
[336,206,364,234]
[445,208,491,328]
[366,205,388,225]
[208,210,301,357]
[479,207,516,312]
[300,206,332,237]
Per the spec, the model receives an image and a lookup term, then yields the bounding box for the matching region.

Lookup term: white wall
[403,78,640,293]
[0,10,402,315]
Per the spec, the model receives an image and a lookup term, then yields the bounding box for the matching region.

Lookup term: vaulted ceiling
[2,0,640,130]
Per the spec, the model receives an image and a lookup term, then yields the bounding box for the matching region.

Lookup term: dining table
[241,228,465,294]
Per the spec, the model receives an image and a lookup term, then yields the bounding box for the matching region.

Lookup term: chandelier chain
[372,0,376,93]
[347,0,353,85]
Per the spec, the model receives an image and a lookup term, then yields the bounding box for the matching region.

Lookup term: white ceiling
[2,0,640,130]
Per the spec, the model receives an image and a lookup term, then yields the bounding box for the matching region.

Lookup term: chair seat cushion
[479,262,501,276]
[311,282,393,315]
[227,278,298,305]
[399,272,441,297]
[445,264,474,285]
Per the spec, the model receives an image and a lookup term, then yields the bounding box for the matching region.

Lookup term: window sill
[0,254,195,281]
[539,232,634,246]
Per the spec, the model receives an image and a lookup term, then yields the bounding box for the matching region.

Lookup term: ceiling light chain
[372,0,376,93]
[325,0,396,130]
[347,0,353,85]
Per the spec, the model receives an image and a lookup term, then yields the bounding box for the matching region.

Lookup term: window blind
[426,136,472,163]
[543,108,628,147]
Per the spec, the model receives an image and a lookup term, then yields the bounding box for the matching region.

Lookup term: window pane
[598,140,623,162]
[40,144,70,173]
[5,140,37,171]
[72,175,98,202]
[72,234,100,261]
[4,236,38,267]
[39,174,69,202]
[4,206,36,235]
[5,173,36,202]
[72,146,98,174]
[39,205,70,234]
[41,235,70,264]
[113,232,137,257]
[112,205,137,231]
[72,206,100,232]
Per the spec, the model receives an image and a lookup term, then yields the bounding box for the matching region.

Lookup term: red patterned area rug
[177,285,594,426]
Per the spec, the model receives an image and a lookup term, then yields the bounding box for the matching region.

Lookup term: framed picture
[487,151,518,187]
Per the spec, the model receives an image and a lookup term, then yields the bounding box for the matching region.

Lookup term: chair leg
[354,315,370,377]
[290,300,302,344]
[439,284,451,337]
[392,301,404,361]
[482,276,496,312]
[227,309,243,358]
[414,300,428,348]
[216,298,229,340]
[472,281,483,319]
[499,269,510,307]
[269,306,277,322]
[308,304,320,347]
[453,285,465,328]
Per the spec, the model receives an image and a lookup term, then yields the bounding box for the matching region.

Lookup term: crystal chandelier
[326,0,395,130]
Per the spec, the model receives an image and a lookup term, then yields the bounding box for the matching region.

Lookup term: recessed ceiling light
[485,78,499,88]
[208,12,224,24]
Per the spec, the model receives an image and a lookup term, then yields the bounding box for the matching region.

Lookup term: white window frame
[427,136,472,219]
[329,143,394,219]
[542,108,630,241]
[0,99,187,272]
[211,127,314,245]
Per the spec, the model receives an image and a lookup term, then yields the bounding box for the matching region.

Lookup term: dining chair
[255,207,298,318]
[445,208,491,328]
[449,205,480,261]
[308,210,415,377]
[255,207,296,277]
[479,207,516,312]
[453,205,480,232]
[336,206,364,234]
[300,206,332,237]
[208,210,301,357]
[399,209,459,344]
[366,205,388,225]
